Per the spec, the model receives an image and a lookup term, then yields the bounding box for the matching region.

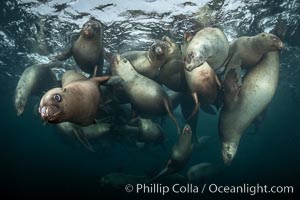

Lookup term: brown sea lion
[148,124,193,182]
[14,61,61,116]
[55,19,104,76]
[182,27,229,72]
[219,51,280,165]
[224,32,284,86]
[184,61,221,121]
[39,75,110,126]
[110,54,180,134]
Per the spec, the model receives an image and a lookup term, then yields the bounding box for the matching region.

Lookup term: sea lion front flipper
[92,65,99,77]
[223,54,242,87]
[55,47,73,61]
[215,75,221,88]
[147,166,169,183]
[73,128,95,152]
[128,117,140,126]
[92,76,110,85]
[104,76,125,89]
[223,69,240,105]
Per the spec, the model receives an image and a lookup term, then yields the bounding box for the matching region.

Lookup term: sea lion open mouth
[39,105,62,123]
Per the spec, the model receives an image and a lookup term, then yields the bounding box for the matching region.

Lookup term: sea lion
[121,39,170,79]
[187,162,222,183]
[224,32,284,86]
[156,36,188,92]
[138,118,164,143]
[56,121,109,152]
[55,19,104,76]
[39,75,110,126]
[194,136,216,152]
[184,61,221,121]
[125,118,165,144]
[110,54,180,135]
[219,51,280,165]
[107,117,165,144]
[123,36,188,92]
[14,61,61,116]
[182,27,229,72]
[148,124,193,182]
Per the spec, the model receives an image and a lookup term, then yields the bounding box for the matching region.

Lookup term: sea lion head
[39,87,66,123]
[184,49,206,72]
[182,124,192,136]
[257,32,284,51]
[14,87,27,116]
[111,54,132,68]
[81,19,102,38]
[177,124,193,150]
[149,40,168,61]
[221,141,239,165]
[161,35,178,55]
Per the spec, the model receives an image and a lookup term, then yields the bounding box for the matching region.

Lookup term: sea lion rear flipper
[73,128,95,152]
[186,93,200,122]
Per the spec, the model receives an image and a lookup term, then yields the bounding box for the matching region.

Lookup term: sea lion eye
[262,33,266,37]
[53,94,62,102]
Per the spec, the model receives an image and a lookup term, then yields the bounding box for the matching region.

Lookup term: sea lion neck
[80,34,101,42]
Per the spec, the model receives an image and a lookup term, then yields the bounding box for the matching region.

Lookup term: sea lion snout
[39,105,62,123]
[113,54,121,65]
[14,96,25,116]
[183,124,192,135]
[82,20,102,38]
[150,42,167,60]
[184,52,205,71]
[277,41,284,49]
[39,89,65,123]
[221,142,238,165]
